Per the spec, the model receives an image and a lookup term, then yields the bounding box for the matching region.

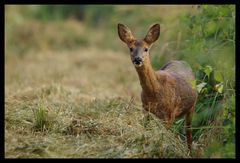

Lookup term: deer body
[137,59,197,125]
[118,23,197,153]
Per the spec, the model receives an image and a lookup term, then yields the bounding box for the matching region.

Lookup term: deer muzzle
[133,57,143,67]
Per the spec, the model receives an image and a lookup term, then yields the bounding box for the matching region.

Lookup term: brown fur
[137,58,197,126]
[118,23,197,153]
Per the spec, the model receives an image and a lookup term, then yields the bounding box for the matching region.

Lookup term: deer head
[118,23,160,67]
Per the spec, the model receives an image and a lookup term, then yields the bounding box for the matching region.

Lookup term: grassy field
[5,5,235,158]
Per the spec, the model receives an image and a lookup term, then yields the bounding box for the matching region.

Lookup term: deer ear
[118,23,134,44]
[144,24,160,44]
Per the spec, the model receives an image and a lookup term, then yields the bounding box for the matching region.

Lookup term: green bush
[170,5,235,158]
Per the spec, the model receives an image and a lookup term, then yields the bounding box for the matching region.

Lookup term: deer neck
[135,56,159,95]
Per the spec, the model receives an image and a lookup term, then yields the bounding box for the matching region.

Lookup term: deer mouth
[133,58,143,67]
[133,61,143,67]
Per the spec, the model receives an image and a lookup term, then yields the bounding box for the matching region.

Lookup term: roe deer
[117,23,197,152]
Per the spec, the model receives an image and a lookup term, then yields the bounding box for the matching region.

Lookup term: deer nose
[133,57,143,66]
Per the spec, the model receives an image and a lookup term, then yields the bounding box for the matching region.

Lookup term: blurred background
[5,5,235,158]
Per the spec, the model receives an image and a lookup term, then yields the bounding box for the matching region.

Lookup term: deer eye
[130,48,134,52]
[144,48,148,52]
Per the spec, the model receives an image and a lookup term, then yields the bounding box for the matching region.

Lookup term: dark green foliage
[33,5,86,21]
[168,5,235,157]
[84,5,115,27]
[179,5,235,72]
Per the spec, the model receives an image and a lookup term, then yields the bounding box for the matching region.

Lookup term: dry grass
[5,46,190,158]
[5,5,198,158]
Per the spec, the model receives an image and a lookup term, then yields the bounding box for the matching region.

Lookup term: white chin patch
[134,63,143,67]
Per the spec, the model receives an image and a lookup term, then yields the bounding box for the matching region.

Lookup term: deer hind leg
[185,108,194,154]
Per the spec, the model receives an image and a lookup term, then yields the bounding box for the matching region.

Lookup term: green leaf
[196,82,207,93]
[214,71,223,82]
[201,88,208,94]
[215,83,224,93]
[204,65,213,77]
[205,21,217,36]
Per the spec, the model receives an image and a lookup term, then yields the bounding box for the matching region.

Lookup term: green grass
[33,102,48,131]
